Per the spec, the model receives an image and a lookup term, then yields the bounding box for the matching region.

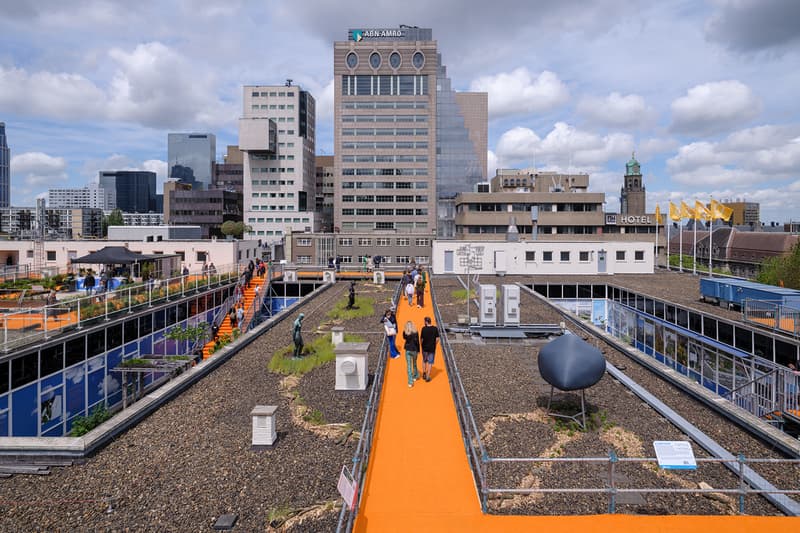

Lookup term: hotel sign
[606,214,653,225]
[351,29,406,41]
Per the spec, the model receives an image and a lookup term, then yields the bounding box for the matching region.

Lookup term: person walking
[367,255,374,273]
[415,273,426,308]
[420,317,440,382]
[402,320,420,388]
[405,279,415,307]
[228,306,236,329]
[84,271,95,296]
[382,309,400,358]
[236,305,245,330]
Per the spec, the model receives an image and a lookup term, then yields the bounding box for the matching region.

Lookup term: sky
[1,0,799,223]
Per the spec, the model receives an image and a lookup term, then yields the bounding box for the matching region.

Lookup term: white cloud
[577,92,655,128]
[313,79,335,122]
[670,80,761,136]
[0,42,236,130]
[495,122,634,170]
[470,68,568,118]
[11,152,69,187]
[667,124,800,187]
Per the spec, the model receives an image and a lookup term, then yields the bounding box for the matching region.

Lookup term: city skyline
[1,1,798,223]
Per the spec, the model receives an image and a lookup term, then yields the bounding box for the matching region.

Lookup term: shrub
[69,405,112,437]
[326,295,374,321]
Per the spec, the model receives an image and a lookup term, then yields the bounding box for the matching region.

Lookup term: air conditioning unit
[479,284,497,326]
[502,284,520,326]
[323,270,336,283]
[373,271,385,284]
[284,270,297,282]
[335,342,369,390]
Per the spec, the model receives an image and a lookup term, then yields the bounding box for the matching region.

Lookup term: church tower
[620,152,645,215]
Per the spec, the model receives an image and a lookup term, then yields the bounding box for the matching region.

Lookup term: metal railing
[744,298,800,337]
[0,263,241,352]
[726,365,800,421]
[484,454,800,515]
[336,279,403,532]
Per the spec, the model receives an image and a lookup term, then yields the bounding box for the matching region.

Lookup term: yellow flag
[710,199,734,222]
[654,204,661,224]
[694,200,710,221]
[669,202,681,221]
[680,200,694,220]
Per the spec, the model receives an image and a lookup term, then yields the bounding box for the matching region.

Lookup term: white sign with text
[654,440,697,470]
[337,465,358,509]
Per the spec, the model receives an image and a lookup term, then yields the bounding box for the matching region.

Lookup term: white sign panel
[653,440,697,470]
[337,465,358,509]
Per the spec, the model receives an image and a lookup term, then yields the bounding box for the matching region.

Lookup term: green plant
[303,408,325,425]
[450,288,476,303]
[326,295,374,321]
[69,405,112,436]
[269,333,365,375]
[120,358,150,367]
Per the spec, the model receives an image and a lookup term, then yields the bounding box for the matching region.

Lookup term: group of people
[403,265,427,309]
[382,310,439,388]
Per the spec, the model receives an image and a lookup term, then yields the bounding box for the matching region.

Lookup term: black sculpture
[538,333,606,428]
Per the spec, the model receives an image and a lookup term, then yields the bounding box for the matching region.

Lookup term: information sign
[337,465,358,509]
[653,440,697,470]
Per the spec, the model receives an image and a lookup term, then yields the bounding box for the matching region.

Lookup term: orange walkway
[354,280,797,532]
[202,272,264,358]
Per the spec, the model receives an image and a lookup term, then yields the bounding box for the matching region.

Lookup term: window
[297,238,312,246]
[396,256,410,264]
[525,251,536,261]
[616,251,626,261]
[338,238,352,247]
[397,238,409,246]
[415,256,430,264]
[358,238,371,246]
[297,256,312,264]
[560,251,570,262]
[579,251,590,262]
[27,250,33,258]
[377,238,391,246]
[196,251,207,262]
[415,238,430,246]
[543,251,553,262]
[635,250,645,261]
[46,251,56,261]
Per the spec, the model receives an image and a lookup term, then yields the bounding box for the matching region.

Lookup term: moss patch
[268,333,365,376]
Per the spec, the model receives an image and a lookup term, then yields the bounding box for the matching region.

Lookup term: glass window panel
[40,344,64,377]
[703,316,717,340]
[689,312,702,334]
[718,321,734,347]
[124,319,138,344]
[0,361,8,394]
[65,336,86,368]
[140,314,153,336]
[11,353,38,390]
[734,326,753,353]
[87,330,105,358]
[107,323,123,350]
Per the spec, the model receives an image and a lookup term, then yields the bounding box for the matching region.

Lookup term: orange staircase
[201,272,265,358]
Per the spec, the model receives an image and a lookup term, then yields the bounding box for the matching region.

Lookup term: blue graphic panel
[65,363,86,421]
[12,382,38,436]
[0,395,8,436]
[87,368,105,408]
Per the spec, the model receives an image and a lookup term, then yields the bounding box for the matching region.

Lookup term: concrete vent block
[323,270,336,283]
[331,326,345,346]
[373,271,385,284]
[251,405,277,447]
[335,342,370,391]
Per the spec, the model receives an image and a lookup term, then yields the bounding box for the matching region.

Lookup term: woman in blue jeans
[381,309,400,358]
[402,320,421,388]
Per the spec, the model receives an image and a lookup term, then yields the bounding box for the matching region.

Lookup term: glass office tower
[98,171,157,213]
[168,133,216,190]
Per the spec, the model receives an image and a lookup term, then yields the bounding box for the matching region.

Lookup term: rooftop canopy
[70,246,154,265]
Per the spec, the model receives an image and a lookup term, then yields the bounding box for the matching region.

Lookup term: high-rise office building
[239,83,317,238]
[0,122,9,207]
[333,27,487,236]
[98,171,157,213]
[213,145,244,194]
[48,184,115,210]
[168,133,216,190]
[315,155,334,232]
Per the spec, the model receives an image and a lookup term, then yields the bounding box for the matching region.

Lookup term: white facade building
[48,184,116,210]
[431,240,654,276]
[239,84,318,241]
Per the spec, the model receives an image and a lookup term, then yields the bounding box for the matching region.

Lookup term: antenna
[285,78,293,87]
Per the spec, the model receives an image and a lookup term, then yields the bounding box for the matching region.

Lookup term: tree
[102,208,125,237]
[757,241,800,289]
[220,221,252,239]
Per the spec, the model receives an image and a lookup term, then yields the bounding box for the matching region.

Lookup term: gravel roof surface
[0,280,397,532]
[432,275,797,516]
[501,270,745,323]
